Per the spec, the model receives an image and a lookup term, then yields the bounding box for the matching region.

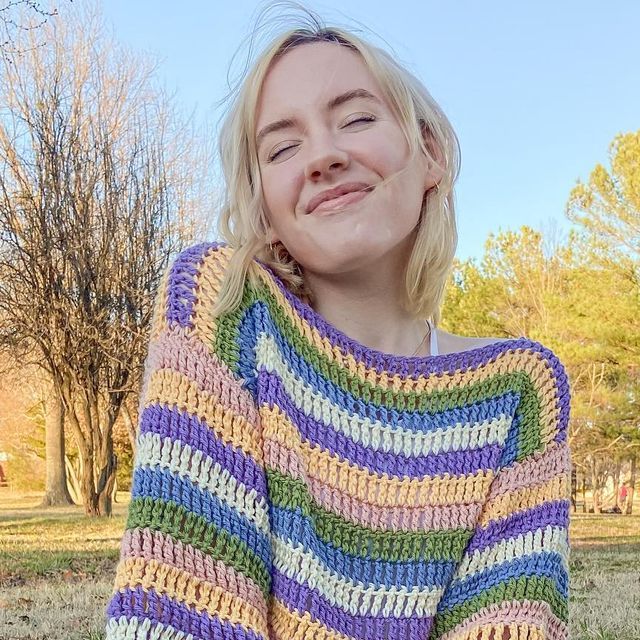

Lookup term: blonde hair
[214,6,461,325]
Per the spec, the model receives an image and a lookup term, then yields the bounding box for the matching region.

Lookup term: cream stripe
[106,616,189,640]
[135,432,270,536]
[456,525,569,579]
[256,333,513,456]
[263,407,496,506]
[270,532,444,618]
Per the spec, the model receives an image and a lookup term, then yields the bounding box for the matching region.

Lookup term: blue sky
[100,0,639,262]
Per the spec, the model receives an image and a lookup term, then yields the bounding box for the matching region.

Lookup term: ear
[419,120,445,191]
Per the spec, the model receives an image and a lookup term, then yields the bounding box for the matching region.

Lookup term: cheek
[363,143,412,184]
[262,171,292,217]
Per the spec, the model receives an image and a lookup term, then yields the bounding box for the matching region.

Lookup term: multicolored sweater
[105,242,572,640]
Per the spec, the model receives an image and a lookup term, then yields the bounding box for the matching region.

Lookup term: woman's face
[255,41,441,276]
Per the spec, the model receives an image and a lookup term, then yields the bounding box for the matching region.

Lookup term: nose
[304,130,350,181]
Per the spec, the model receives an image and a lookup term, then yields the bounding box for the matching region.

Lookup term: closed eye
[268,144,297,162]
[267,115,376,162]
[344,114,376,126]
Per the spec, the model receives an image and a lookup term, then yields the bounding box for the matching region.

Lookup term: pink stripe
[489,440,570,498]
[119,527,267,618]
[439,600,568,640]
[144,327,259,425]
[266,439,481,531]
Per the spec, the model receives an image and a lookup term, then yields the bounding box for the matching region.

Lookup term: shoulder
[152,241,234,331]
[439,328,571,444]
[436,328,511,355]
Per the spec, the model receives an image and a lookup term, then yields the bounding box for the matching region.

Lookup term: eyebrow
[256,88,381,148]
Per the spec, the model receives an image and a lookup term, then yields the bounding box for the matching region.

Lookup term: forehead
[255,42,384,125]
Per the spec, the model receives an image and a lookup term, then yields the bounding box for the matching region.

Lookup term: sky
[98,0,640,262]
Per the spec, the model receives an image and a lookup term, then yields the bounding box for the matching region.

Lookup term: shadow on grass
[0,549,119,584]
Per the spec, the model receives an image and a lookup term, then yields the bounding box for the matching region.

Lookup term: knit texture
[105,242,572,640]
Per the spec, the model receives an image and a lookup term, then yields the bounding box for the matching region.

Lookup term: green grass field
[1,491,639,640]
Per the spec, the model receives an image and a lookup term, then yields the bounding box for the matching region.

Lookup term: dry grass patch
[1,493,639,639]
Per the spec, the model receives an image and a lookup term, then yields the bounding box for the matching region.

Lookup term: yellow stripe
[114,557,269,638]
[144,368,264,464]
[453,623,545,640]
[479,473,570,526]
[269,596,351,640]
[262,405,494,507]
[191,244,232,345]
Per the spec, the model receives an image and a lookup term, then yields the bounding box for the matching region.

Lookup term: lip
[305,182,373,215]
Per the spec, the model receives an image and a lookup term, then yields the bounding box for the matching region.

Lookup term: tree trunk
[591,458,602,513]
[98,453,117,516]
[625,455,636,515]
[613,459,621,509]
[40,394,73,506]
[122,402,137,453]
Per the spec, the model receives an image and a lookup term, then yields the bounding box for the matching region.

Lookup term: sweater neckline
[256,259,530,377]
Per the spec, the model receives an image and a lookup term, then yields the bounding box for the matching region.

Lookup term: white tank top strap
[426,319,439,356]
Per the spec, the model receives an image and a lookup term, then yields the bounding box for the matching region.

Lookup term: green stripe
[126,497,271,598]
[214,276,545,460]
[431,575,568,637]
[212,279,257,373]
[268,468,473,562]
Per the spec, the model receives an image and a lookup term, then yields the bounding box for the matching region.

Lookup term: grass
[0,492,127,640]
[0,491,639,639]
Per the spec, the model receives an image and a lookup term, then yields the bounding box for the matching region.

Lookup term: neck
[303,250,430,357]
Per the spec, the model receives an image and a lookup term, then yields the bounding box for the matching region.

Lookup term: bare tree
[0,1,66,59]
[0,2,213,515]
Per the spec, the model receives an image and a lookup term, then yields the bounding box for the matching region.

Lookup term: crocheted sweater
[105,242,572,640]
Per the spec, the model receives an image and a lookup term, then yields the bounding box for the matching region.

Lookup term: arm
[105,244,271,640]
[431,345,572,640]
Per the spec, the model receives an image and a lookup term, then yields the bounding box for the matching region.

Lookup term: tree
[566,130,640,267]
[441,219,638,513]
[0,2,212,515]
[0,1,63,59]
[566,129,640,510]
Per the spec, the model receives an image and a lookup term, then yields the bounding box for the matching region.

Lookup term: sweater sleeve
[105,243,272,640]
[430,344,572,640]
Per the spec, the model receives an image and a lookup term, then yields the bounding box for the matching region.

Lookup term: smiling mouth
[308,186,374,216]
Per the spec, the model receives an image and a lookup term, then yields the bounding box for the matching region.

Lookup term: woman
[105,11,571,640]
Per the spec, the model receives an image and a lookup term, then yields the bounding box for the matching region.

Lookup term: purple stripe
[272,568,434,640]
[166,242,221,328]
[106,586,266,640]
[257,257,539,376]
[465,500,569,555]
[263,372,503,478]
[546,351,571,444]
[139,403,268,500]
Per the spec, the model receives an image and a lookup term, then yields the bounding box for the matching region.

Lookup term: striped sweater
[105,242,572,640]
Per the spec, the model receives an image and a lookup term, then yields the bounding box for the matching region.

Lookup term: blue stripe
[244,302,520,430]
[138,403,268,500]
[439,551,569,608]
[132,465,271,568]
[270,504,457,590]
